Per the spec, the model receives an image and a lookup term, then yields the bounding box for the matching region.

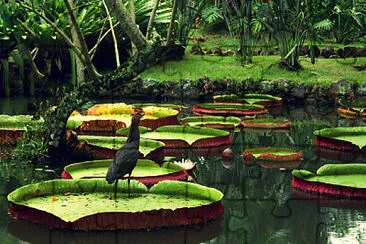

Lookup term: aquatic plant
[292,164,366,198]
[314,127,366,152]
[242,147,302,168]
[181,116,241,130]
[338,97,366,120]
[193,103,268,117]
[61,159,187,187]
[213,94,282,107]
[75,135,165,159]
[8,179,224,230]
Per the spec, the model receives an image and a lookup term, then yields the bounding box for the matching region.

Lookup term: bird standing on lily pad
[106,111,144,199]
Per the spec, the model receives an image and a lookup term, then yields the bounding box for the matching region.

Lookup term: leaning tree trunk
[105,0,148,52]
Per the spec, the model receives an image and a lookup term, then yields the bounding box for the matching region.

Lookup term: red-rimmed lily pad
[137,125,231,149]
[0,115,43,144]
[180,116,241,131]
[8,179,224,230]
[68,104,179,134]
[292,164,366,198]
[242,147,303,168]
[76,135,164,159]
[213,94,282,107]
[193,103,268,117]
[61,159,188,186]
[337,97,366,120]
[241,118,291,132]
[314,127,366,152]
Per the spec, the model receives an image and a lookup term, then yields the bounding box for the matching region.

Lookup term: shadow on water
[8,218,223,244]
[1,99,366,243]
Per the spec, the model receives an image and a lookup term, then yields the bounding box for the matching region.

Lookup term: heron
[106,112,144,199]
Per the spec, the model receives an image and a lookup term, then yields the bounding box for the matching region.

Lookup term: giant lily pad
[61,159,187,186]
[193,103,268,117]
[181,116,241,131]
[242,147,302,168]
[67,104,179,134]
[0,115,43,144]
[133,103,184,114]
[292,164,366,198]
[137,125,231,149]
[76,135,164,159]
[213,94,282,107]
[241,118,291,132]
[8,179,224,230]
[314,127,366,152]
[338,97,366,120]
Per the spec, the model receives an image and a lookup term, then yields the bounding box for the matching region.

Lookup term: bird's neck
[126,121,140,143]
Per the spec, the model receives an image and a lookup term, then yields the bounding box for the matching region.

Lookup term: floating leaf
[8,179,224,230]
[139,125,231,147]
[314,127,366,150]
[292,164,366,198]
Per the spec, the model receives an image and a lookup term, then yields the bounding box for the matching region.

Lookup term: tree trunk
[128,0,137,55]
[64,0,99,84]
[67,0,86,85]
[105,0,148,52]
[146,0,161,40]
[0,59,10,97]
[166,0,179,46]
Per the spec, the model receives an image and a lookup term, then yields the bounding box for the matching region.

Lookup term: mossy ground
[141,54,365,85]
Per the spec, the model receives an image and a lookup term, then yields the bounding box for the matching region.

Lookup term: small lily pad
[213,94,282,107]
[193,103,268,117]
[242,118,291,132]
[242,147,302,168]
[181,116,241,130]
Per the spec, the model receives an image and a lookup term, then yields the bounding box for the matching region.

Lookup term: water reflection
[8,218,223,244]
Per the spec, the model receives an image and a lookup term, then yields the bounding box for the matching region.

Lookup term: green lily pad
[242,118,291,129]
[213,94,282,106]
[8,179,224,230]
[314,127,366,149]
[63,159,183,179]
[139,125,230,146]
[181,116,241,128]
[133,103,184,113]
[77,135,164,157]
[339,97,366,112]
[67,105,179,132]
[0,115,43,129]
[244,147,300,158]
[193,103,267,117]
[293,164,366,188]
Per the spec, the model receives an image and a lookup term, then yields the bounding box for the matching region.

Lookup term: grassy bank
[141,55,365,85]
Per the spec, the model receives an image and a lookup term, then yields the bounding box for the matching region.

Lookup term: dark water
[1,97,366,244]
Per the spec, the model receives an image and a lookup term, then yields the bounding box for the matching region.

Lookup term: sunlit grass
[141,55,366,85]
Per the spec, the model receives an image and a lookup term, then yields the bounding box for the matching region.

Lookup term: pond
[1,98,366,244]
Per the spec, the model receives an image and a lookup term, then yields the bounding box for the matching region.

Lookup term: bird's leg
[114,179,118,200]
[128,174,131,198]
